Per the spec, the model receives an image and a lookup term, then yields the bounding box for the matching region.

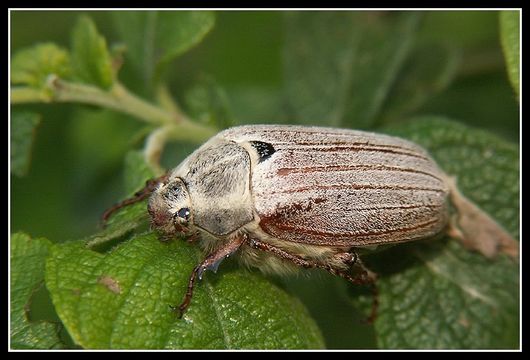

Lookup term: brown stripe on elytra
[282,145,429,160]
[276,164,444,182]
[337,203,442,212]
[269,183,446,195]
[261,216,441,240]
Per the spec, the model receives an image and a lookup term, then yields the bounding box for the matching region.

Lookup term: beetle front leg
[174,234,246,318]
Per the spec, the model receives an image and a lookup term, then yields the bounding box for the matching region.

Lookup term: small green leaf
[11,233,63,349]
[46,235,324,349]
[10,111,41,177]
[71,16,114,89]
[123,150,158,195]
[283,12,420,128]
[184,75,235,129]
[11,43,71,88]
[85,151,156,248]
[350,117,519,349]
[111,11,215,85]
[499,11,520,99]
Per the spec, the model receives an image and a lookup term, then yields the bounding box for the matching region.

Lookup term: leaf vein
[204,280,232,349]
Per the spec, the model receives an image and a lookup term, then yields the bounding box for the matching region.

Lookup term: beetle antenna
[100,174,168,227]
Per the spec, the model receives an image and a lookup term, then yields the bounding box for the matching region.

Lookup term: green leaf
[11,42,71,88]
[184,75,235,129]
[46,235,324,349]
[350,117,519,349]
[111,11,215,85]
[71,16,114,89]
[419,11,499,49]
[380,42,460,123]
[11,233,64,349]
[226,86,286,125]
[85,151,156,248]
[283,12,420,128]
[67,108,145,173]
[10,111,41,177]
[122,150,158,194]
[499,11,520,99]
[66,113,149,242]
[417,72,519,143]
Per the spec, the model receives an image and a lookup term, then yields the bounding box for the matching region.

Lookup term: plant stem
[50,77,172,125]
[144,126,171,176]
[10,76,218,142]
[10,87,51,103]
[156,84,182,115]
[10,76,219,172]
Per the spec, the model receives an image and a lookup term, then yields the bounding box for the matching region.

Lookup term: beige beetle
[105,125,518,317]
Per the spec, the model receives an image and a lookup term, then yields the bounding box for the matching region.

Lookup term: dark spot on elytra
[270,197,328,219]
[250,141,276,163]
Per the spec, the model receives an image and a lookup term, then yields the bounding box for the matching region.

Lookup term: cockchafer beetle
[103,125,518,318]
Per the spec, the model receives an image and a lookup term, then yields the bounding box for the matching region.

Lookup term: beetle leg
[247,238,379,323]
[174,234,246,318]
[100,173,168,227]
[185,231,201,243]
[246,237,373,286]
[336,251,379,324]
[330,251,357,268]
[347,253,379,324]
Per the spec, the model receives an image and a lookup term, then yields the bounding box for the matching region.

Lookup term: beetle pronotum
[103,125,518,318]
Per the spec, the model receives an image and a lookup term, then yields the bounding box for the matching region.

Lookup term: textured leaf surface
[71,16,114,89]
[111,11,215,84]
[11,43,71,88]
[10,111,41,177]
[46,235,324,349]
[350,117,519,349]
[283,12,420,128]
[11,233,63,349]
[499,11,520,98]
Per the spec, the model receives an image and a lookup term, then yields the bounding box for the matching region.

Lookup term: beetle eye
[177,207,190,221]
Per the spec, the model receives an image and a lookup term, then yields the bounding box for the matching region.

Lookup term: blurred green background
[10,10,519,349]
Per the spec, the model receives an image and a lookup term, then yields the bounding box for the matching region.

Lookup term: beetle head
[148,177,193,238]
